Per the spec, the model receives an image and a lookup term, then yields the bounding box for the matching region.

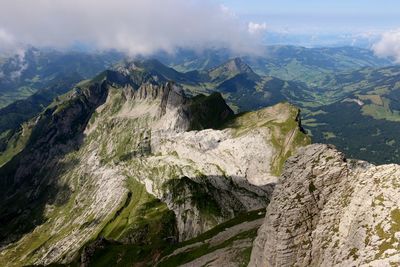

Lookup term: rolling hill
[0,48,123,108]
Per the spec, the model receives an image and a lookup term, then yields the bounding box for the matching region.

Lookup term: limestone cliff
[250,144,400,267]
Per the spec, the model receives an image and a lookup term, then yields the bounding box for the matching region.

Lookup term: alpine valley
[1,45,400,267]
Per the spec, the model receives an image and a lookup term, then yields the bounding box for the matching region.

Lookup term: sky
[224,0,400,32]
[222,0,400,48]
[0,0,400,61]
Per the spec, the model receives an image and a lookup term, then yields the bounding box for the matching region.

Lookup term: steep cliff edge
[0,65,309,266]
[250,144,400,266]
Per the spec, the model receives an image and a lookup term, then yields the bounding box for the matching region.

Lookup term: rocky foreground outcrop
[250,144,400,267]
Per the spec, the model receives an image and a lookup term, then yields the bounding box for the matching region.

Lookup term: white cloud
[248,22,268,35]
[9,49,28,80]
[373,29,400,62]
[0,28,15,53]
[0,0,263,56]
[0,28,13,43]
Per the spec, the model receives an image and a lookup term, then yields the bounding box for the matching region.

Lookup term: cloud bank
[0,0,263,55]
[373,29,400,62]
[248,22,267,35]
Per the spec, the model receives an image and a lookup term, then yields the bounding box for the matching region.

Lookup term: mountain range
[1,46,399,165]
[1,45,400,266]
[0,62,308,266]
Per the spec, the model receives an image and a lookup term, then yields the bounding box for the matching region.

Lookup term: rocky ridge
[0,66,309,266]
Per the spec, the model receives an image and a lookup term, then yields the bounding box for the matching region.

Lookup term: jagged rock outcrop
[250,144,400,267]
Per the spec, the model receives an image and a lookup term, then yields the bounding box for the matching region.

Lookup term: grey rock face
[161,176,273,241]
[250,144,400,266]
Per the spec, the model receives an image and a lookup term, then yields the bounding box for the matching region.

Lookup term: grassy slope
[82,178,178,267]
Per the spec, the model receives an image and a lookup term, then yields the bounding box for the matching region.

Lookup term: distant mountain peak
[113,60,138,74]
[217,57,254,74]
[208,57,257,83]
[230,57,252,70]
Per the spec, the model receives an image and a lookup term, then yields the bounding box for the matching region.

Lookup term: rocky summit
[250,144,400,267]
[0,65,309,266]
